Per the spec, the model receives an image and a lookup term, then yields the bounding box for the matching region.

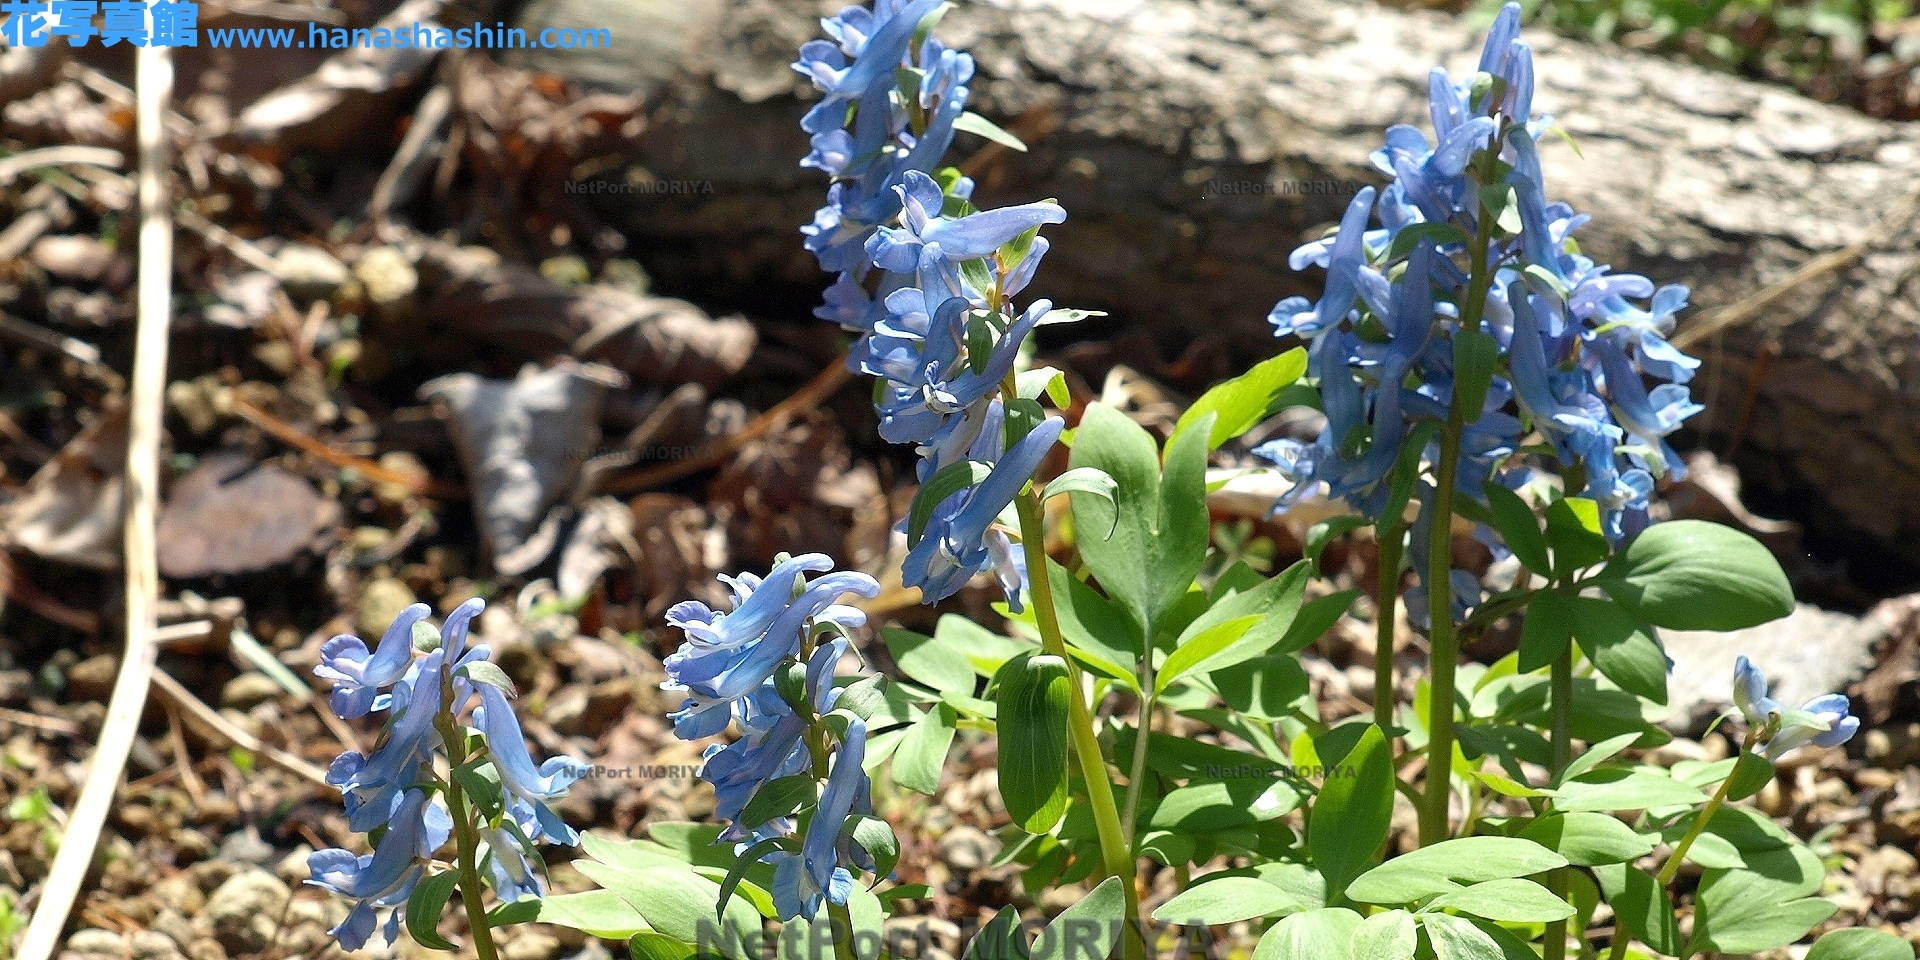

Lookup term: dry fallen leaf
[156,453,340,578]
[0,405,128,570]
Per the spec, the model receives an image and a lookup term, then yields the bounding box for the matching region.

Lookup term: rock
[150,874,206,915]
[66,930,126,956]
[275,845,315,888]
[1863,723,1920,769]
[219,673,283,711]
[0,668,33,704]
[65,654,119,702]
[935,826,998,872]
[1661,603,1877,734]
[272,244,349,301]
[132,931,184,960]
[152,910,196,952]
[216,830,277,867]
[185,940,225,960]
[30,236,114,282]
[357,575,418,641]
[200,868,289,954]
[353,247,418,308]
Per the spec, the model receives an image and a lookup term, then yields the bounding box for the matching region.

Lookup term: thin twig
[0,707,84,737]
[0,146,125,185]
[596,358,853,496]
[231,396,465,498]
[16,45,174,960]
[150,670,333,788]
[164,702,210,807]
[1671,180,1920,350]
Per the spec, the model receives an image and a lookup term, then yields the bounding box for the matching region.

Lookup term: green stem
[1122,669,1153,845]
[436,715,501,960]
[1374,522,1404,730]
[1544,644,1574,960]
[827,901,858,960]
[1014,491,1143,960]
[1656,766,1737,888]
[1418,417,1465,847]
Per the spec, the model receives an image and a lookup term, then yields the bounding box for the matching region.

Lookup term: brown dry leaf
[556,496,640,601]
[627,493,724,618]
[155,453,340,578]
[708,412,886,569]
[421,362,621,574]
[0,405,127,570]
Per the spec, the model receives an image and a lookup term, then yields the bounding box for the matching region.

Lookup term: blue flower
[903,416,1064,605]
[307,789,452,950]
[769,719,870,921]
[792,0,943,134]
[315,603,431,719]
[473,683,586,844]
[1731,656,1860,760]
[867,171,1066,272]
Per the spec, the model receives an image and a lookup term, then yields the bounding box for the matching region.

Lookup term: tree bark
[546,0,1920,575]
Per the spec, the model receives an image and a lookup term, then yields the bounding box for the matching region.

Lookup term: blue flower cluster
[1732,656,1860,761]
[309,599,584,949]
[1256,3,1705,613]
[796,0,1069,610]
[661,554,887,920]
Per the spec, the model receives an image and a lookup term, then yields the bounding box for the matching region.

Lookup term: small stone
[114,805,160,837]
[152,910,196,952]
[357,576,418,641]
[173,828,217,863]
[0,669,33,704]
[216,831,277,867]
[201,869,288,953]
[66,654,119,702]
[275,845,314,888]
[66,930,126,956]
[272,245,350,301]
[30,236,114,281]
[132,931,184,960]
[353,247,418,307]
[186,940,226,960]
[193,795,239,828]
[351,526,393,553]
[151,874,206,914]
[219,673,283,711]
[935,826,998,872]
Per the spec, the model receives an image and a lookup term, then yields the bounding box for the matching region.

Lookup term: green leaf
[453,759,504,817]
[935,615,1030,677]
[716,837,786,922]
[458,660,518,697]
[1519,812,1655,866]
[996,655,1071,832]
[1451,330,1499,424]
[489,890,651,938]
[964,909,1031,960]
[1422,914,1533,960]
[850,815,899,879]
[1484,484,1549,576]
[1346,838,1567,904]
[954,111,1027,150]
[909,461,993,546]
[1557,732,1644,786]
[628,933,696,960]
[1251,908,1365,960]
[1350,910,1417,960]
[1598,520,1795,631]
[1148,779,1305,831]
[1016,366,1071,408]
[1592,863,1680,956]
[1688,845,1835,955]
[1045,468,1120,537]
[1387,222,1469,261]
[1306,516,1369,566]
[1309,725,1394,904]
[1170,349,1309,453]
[1545,497,1609,575]
[894,702,958,794]
[1152,876,1302,924]
[573,862,762,960]
[1276,589,1361,656]
[1068,404,1208,641]
[882,627,977,695]
[1031,877,1126,960]
[1516,590,1575,673]
[1549,769,1707,812]
[738,775,816,829]
[405,869,461,950]
[1727,749,1775,801]
[1165,561,1313,688]
[1045,559,1142,687]
[1807,929,1918,960]
[1425,878,1574,923]
[1566,596,1667,704]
